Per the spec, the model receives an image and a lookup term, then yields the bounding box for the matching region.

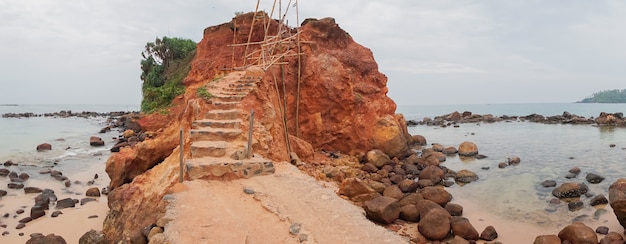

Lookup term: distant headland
[578,89,626,103]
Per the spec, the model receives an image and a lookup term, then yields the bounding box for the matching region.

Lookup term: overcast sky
[0,0,624,105]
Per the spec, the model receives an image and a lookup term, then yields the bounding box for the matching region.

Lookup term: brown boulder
[399,204,420,222]
[600,232,623,244]
[432,143,444,152]
[420,186,452,206]
[552,182,588,198]
[86,187,101,197]
[458,141,478,157]
[339,178,376,199]
[372,115,410,158]
[450,216,479,240]
[480,226,498,241]
[418,207,451,241]
[419,165,444,184]
[443,146,458,155]
[445,202,463,216]
[533,235,561,244]
[363,196,401,224]
[382,185,404,200]
[415,199,445,216]
[90,136,105,147]
[365,149,391,168]
[36,143,52,151]
[455,169,479,184]
[609,178,626,228]
[398,179,418,193]
[450,235,470,244]
[25,233,67,244]
[557,222,598,244]
[399,193,424,207]
[411,135,427,146]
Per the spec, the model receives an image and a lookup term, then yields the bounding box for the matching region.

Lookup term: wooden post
[247,110,254,159]
[179,128,183,183]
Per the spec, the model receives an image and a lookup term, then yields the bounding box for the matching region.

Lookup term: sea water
[398,103,626,229]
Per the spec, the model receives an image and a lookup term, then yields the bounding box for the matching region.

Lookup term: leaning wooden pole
[295,0,302,138]
[243,0,261,67]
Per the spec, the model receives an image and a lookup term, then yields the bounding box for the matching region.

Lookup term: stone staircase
[185,69,275,181]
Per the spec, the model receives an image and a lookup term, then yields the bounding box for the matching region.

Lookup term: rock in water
[552,182,588,198]
[89,136,105,147]
[586,173,605,184]
[36,143,52,151]
[458,141,478,157]
[454,169,479,184]
[56,198,76,209]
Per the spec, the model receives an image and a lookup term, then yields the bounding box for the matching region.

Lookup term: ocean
[0,104,139,241]
[399,103,626,229]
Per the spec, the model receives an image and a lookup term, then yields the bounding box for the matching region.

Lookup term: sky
[0,0,624,105]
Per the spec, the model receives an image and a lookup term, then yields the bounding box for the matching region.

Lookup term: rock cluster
[407,111,608,127]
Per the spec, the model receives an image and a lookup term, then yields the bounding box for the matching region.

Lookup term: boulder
[338,178,376,199]
[450,216,479,240]
[382,185,404,200]
[363,196,401,224]
[586,173,605,184]
[600,232,623,244]
[443,146,458,155]
[365,150,391,168]
[431,143,444,152]
[552,182,588,198]
[30,205,46,219]
[507,156,521,165]
[419,165,444,184]
[8,183,24,189]
[480,226,498,241]
[418,207,451,241]
[450,235,470,244]
[411,135,427,146]
[56,198,76,209]
[419,186,452,206]
[372,115,410,158]
[445,202,463,216]
[398,193,424,206]
[609,178,626,228]
[458,141,478,157]
[590,194,608,206]
[24,187,43,194]
[541,180,557,187]
[397,179,418,193]
[36,143,52,151]
[90,136,105,147]
[123,130,136,138]
[86,187,101,197]
[25,233,67,244]
[398,204,420,222]
[533,235,561,244]
[0,168,9,176]
[110,142,130,152]
[454,169,479,184]
[557,222,597,244]
[79,229,105,244]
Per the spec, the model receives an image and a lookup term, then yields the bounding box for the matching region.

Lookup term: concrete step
[192,119,241,129]
[222,87,253,93]
[190,128,242,141]
[212,94,246,102]
[212,101,240,110]
[186,156,275,180]
[190,141,229,158]
[205,109,240,120]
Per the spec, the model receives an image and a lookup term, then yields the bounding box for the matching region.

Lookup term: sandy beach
[0,156,110,243]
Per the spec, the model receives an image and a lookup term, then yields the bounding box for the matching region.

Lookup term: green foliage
[140,36,197,113]
[196,87,213,101]
[579,89,626,103]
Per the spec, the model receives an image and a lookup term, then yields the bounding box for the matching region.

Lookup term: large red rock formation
[103,12,411,242]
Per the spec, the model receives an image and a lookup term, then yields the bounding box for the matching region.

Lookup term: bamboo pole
[243,0,261,66]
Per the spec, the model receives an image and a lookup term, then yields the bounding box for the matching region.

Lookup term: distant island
[578,89,626,103]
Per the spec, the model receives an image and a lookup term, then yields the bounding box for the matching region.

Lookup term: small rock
[64,180,71,187]
[18,173,29,181]
[25,233,67,243]
[15,223,25,229]
[88,215,98,219]
[498,162,507,168]
[590,194,608,206]
[16,209,25,214]
[534,235,560,244]
[36,143,52,151]
[0,190,7,197]
[80,198,97,205]
[480,225,498,241]
[289,223,302,235]
[24,187,43,194]
[596,226,609,235]
[8,183,24,189]
[455,169,479,184]
[445,202,463,216]
[79,229,104,244]
[30,205,46,219]
[568,201,584,211]
[558,222,597,244]
[51,211,63,218]
[243,187,255,194]
[586,173,605,184]
[19,217,32,223]
[507,156,521,165]
[541,180,557,188]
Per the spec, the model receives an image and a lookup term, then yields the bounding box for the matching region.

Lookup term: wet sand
[0,157,109,243]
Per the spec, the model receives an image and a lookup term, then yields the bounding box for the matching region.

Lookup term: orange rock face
[103,12,412,242]
[188,12,409,159]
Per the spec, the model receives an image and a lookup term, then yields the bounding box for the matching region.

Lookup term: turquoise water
[398,103,626,228]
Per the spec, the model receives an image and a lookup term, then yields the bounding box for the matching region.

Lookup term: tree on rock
[140,36,197,113]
